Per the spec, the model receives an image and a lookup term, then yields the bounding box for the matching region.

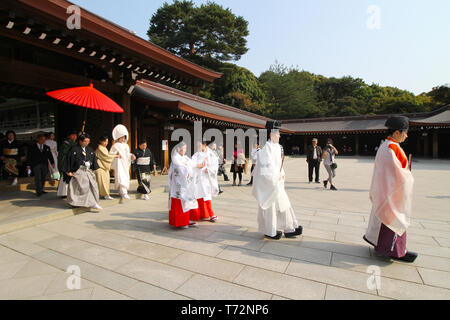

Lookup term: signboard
[162,140,168,151]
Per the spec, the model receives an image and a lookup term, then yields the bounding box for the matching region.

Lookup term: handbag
[330,163,337,170]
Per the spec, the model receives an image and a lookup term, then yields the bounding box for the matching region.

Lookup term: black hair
[78,133,91,142]
[5,130,16,138]
[46,132,55,138]
[37,133,46,139]
[387,129,407,137]
[327,138,334,144]
[139,140,147,145]
[98,135,109,143]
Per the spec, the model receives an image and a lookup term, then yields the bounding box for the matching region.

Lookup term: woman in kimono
[45,132,59,181]
[252,121,303,240]
[95,136,120,200]
[191,141,220,222]
[0,130,25,185]
[133,140,157,201]
[63,133,102,210]
[109,124,136,200]
[168,142,204,229]
[364,116,417,263]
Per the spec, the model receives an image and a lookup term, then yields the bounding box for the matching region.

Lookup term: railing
[0,117,55,131]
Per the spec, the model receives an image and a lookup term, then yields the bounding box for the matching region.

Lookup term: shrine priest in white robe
[252,121,303,240]
[110,124,136,199]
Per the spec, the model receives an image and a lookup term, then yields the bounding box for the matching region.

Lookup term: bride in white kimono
[110,124,136,199]
[168,142,204,228]
[252,121,303,240]
[191,141,220,222]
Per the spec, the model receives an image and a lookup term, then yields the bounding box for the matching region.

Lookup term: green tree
[147,0,249,65]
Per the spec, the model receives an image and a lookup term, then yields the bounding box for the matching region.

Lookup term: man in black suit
[26,133,55,196]
[306,138,322,183]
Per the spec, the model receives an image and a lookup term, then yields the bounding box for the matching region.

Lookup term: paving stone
[331,252,423,283]
[286,259,377,294]
[205,231,265,251]
[176,274,272,300]
[27,288,94,300]
[169,252,244,282]
[325,285,389,300]
[115,257,193,291]
[10,227,58,243]
[90,285,133,300]
[435,237,450,247]
[417,268,450,289]
[37,220,96,239]
[298,236,371,258]
[234,266,326,300]
[0,234,47,256]
[217,246,291,273]
[0,273,57,299]
[13,259,61,279]
[261,241,332,266]
[378,277,450,300]
[82,231,183,263]
[125,282,190,300]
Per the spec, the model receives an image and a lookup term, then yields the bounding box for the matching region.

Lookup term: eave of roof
[13,0,222,82]
[135,80,277,130]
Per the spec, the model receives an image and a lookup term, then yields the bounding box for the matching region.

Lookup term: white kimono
[168,153,198,213]
[191,147,220,201]
[110,124,132,194]
[252,140,299,237]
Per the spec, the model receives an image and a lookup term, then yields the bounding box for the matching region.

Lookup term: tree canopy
[147,0,249,65]
[148,1,448,120]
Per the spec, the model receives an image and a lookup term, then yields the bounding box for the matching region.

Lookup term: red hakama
[169,198,190,227]
[197,198,215,219]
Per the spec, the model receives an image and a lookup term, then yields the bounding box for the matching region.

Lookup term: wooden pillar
[424,134,430,157]
[162,124,169,174]
[303,136,308,155]
[432,130,439,159]
[120,90,132,150]
[355,134,360,155]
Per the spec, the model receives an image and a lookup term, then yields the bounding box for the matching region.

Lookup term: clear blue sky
[72,0,449,95]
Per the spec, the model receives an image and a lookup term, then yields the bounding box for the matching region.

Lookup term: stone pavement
[0,157,449,300]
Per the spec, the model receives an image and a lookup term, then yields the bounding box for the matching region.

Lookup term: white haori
[191,147,220,201]
[67,166,100,208]
[252,140,298,237]
[365,139,414,244]
[168,152,198,213]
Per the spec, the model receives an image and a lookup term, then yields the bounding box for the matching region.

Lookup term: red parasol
[46,83,123,132]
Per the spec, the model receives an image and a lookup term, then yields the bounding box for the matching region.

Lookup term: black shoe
[315,181,321,184]
[42,191,48,194]
[219,190,224,194]
[362,235,375,247]
[265,231,283,240]
[323,180,328,188]
[224,177,230,182]
[247,182,252,186]
[393,251,418,263]
[330,185,337,191]
[285,226,303,238]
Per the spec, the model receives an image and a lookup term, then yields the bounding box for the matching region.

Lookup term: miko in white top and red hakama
[364,116,418,263]
[191,141,220,222]
[252,121,303,240]
[168,142,204,229]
